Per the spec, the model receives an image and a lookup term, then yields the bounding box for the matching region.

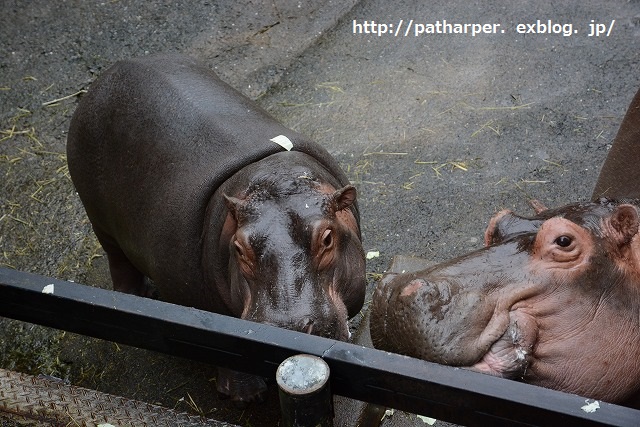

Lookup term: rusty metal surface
[0,368,236,427]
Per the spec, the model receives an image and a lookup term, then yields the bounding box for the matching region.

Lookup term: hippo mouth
[468,309,537,380]
[370,269,538,380]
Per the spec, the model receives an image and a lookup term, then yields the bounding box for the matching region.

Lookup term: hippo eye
[554,235,572,247]
[322,229,333,248]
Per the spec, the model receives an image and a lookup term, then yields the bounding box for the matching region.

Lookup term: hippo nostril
[400,279,426,297]
[399,278,442,304]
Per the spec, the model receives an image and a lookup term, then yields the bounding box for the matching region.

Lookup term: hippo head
[371,199,640,406]
[221,168,365,341]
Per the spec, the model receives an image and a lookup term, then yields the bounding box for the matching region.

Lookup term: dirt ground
[1,0,639,426]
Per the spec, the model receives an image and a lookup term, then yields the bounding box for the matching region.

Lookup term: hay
[363,151,408,156]
[471,119,501,137]
[415,159,470,178]
[42,89,87,107]
[316,82,345,93]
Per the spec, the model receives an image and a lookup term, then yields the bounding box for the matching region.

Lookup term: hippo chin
[371,199,640,407]
[67,54,366,403]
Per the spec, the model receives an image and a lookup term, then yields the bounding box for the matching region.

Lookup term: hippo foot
[216,367,268,404]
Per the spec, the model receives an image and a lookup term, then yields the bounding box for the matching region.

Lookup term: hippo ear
[331,185,357,212]
[484,209,511,246]
[609,204,639,246]
[529,199,548,214]
[223,194,246,219]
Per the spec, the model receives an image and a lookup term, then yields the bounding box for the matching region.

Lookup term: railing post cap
[276,354,330,395]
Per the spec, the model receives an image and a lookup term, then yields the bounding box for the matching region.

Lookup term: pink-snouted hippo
[66,54,366,403]
[371,87,640,408]
[371,200,640,407]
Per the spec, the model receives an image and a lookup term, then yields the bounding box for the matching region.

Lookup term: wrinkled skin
[371,199,640,407]
[67,54,366,403]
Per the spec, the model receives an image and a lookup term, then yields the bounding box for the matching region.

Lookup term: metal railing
[0,267,638,426]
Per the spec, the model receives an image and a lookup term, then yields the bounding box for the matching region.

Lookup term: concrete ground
[1,0,639,425]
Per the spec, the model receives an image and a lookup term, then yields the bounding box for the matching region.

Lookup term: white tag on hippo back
[270,134,293,151]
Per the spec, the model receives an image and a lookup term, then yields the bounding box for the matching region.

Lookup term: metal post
[277,354,333,427]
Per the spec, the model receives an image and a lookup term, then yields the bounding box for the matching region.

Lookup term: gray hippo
[370,88,640,408]
[66,54,366,402]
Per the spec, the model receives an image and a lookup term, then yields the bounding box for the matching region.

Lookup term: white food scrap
[417,414,437,425]
[581,400,600,413]
[366,251,380,260]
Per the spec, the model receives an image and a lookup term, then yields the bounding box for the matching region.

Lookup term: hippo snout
[402,278,453,321]
[250,307,348,341]
[371,274,455,358]
[399,278,427,297]
[379,275,453,320]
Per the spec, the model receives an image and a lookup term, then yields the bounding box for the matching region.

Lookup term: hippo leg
[216,367,268,405]
[93,228,153,297]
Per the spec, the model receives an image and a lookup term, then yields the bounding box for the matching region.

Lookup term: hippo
[371,199,640,407]
[593,86,640,200]
[370,87,640,408]
[66,54,366,402]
